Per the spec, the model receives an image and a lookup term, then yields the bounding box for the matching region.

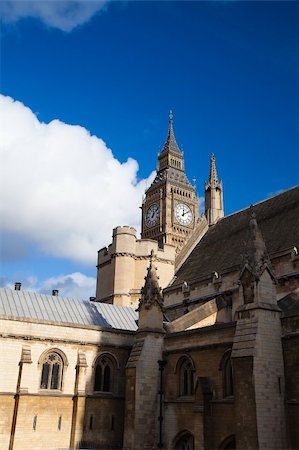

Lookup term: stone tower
[141,112,199,252]
[204,153,224,226]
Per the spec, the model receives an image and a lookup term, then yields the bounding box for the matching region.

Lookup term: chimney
[15,282,22,291]
[52,289,59,296]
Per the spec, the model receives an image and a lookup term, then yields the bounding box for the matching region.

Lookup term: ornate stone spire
[241,208,272,279]
[206,153,220,188]
[139,251,163,310]
[204,153,224,225]
[209,154,218,186]
[160,110,182,156]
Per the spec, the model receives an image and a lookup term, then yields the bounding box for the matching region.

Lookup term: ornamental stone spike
[204,153,224,225]
[241,207,272,279]
[209,153,219,187]
[139,253,163,310]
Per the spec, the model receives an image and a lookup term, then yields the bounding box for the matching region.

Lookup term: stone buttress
[123,253,165,450]
[232,210,286,449]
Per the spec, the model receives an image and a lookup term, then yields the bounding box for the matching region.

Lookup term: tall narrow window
[94,355,114,392]
[40,352,63,390]
[219,350,234,398]
[103,365,111,391]
[224,357,234,397]
[179,358,194,397]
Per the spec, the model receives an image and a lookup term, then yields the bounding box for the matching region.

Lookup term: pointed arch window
[175,432,194,450]
[94,354,115,393]
[40,352,64,390]
[219,350,234,398]
[219,435,236,449]
[177,357,195,397]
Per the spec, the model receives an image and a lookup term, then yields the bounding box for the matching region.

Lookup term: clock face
[146,203,160,226]
[175,203,193,226]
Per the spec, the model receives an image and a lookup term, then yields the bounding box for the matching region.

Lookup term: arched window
[177,356,195,397]
[94,354,115,392]
[219,435,236,449]
[219,350,234,398]
[40,352,64,390]
[175,432,194,450]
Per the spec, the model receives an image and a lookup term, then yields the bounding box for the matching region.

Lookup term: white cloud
[0,95,154,264]
[1,272,96,299]
[0,0,108,32]
[39,272,96,298]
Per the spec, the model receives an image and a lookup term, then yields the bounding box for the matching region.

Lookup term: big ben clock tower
[141,112,199,252]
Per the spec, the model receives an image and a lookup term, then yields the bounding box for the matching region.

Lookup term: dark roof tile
[173,186,299,286]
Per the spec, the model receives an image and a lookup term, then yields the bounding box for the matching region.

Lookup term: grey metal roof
[0,288,138,331]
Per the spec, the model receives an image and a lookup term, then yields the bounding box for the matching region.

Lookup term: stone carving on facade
[240,208,274,281]
[239,208,276,304]
[138,251,163,310]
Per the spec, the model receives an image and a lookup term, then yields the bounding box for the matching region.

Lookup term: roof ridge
[220,184,299,222]
[0,287,135,310]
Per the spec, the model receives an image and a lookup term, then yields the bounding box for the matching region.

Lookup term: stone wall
[0,318,133,450]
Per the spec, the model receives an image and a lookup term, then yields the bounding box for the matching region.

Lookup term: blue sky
[0,0,298,298]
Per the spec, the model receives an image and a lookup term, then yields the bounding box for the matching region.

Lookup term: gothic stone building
[1,116,299,450]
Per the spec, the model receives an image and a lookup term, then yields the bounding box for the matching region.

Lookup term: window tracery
[175,432,194,450]
[40,352,64,390]
[94,354,115,392]
[177,356,195,397]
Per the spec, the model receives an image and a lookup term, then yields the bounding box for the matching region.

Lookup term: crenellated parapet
[96,226,175,308]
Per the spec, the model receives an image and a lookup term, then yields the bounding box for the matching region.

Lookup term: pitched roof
[0,288,138,331]
[278,288,299,314]
[172,185,299,287]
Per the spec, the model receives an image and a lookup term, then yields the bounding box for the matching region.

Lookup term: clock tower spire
[141,112,199,252]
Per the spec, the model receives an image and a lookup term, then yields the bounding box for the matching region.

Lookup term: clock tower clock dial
[174,203,193,226]
[146,203,160,227]
[141,112,199,252]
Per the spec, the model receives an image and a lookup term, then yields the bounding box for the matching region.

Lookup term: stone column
[70,351,88,449]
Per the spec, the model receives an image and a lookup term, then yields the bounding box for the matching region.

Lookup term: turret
[204,154,224,226]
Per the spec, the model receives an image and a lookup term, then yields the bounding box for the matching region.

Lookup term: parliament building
[1,115,299,450]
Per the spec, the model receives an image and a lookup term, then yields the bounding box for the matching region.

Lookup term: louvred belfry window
[40,352,63,390]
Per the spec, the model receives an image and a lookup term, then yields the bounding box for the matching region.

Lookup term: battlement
[98,227,176,267]
[113,226,137,237]
[135,238,176,261]
[96,225,176,307]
